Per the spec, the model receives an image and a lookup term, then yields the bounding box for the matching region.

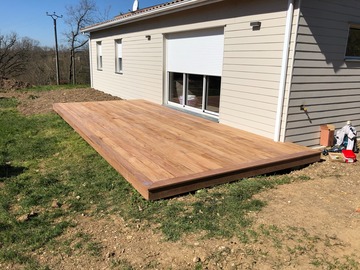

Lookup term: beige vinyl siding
[89,0,294,140]
[286,0,360,147]
[90,32,163,103]
[220,0,296,139]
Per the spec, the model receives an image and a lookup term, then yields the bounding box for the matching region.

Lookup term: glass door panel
[205,76,221,113]
[168,72,183,104]
[187,74,203,109]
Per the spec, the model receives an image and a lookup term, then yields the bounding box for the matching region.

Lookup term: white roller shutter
[116,40,122,58]
[166,28,224,76]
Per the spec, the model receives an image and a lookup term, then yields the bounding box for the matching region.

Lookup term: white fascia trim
[82,0,224,33]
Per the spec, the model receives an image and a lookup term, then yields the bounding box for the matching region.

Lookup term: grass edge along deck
[53,100,321,200]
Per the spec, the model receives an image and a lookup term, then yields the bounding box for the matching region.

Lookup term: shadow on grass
[0,164,26,179]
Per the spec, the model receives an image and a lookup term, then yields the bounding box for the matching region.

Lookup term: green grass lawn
[0,92,133,268]
[0,87,357,270]
[26,84,91,92]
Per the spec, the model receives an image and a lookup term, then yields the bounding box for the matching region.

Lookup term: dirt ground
[1,88,360,269]
[0,87,121,115]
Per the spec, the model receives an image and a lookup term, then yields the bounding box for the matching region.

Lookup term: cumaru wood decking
[53,100,321,200]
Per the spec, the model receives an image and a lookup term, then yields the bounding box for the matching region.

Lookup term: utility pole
[46,12,62,85]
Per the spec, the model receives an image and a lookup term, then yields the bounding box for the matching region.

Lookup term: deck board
[53,100,321,200]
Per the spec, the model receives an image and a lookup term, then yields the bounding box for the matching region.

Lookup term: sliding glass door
[168,72,221,115]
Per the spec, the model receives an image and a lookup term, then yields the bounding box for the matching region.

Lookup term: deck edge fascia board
[148,150,321,191]
[148,151,321,200]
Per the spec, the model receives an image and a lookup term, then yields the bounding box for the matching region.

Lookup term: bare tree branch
[63,0,102,84]
[0,33,33,78]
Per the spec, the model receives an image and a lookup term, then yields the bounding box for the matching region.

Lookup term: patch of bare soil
[1,87,360,269]
[0,88,121,115]
[255,161,360,250]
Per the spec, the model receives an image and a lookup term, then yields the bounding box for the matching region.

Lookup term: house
[82,0,360,148]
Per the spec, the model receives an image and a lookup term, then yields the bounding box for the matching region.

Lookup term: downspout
[274,0,294,142]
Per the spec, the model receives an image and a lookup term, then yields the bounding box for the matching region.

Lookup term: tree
[64,0,101,84]
[18,45,57,85]
[0,33,35,78]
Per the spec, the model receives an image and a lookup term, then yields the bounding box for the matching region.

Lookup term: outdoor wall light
[145,35,151,40]
[300,104,308,112]
[250,21,261,31]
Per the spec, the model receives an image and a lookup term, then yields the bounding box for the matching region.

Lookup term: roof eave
[82,0,225,33]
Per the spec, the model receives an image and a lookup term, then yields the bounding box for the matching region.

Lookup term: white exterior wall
[89,0,294,140]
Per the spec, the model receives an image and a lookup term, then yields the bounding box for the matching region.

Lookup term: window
[168,72,221,115]
[96,41,103,70]
[115,39,123,73]
[345,25,360,59]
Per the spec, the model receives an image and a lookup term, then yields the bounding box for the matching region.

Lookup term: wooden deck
[53,100,321,200]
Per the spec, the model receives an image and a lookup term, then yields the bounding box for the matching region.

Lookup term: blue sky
[0,0,165,47]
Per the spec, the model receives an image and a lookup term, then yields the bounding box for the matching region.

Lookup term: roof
[81,0,224,33]
[114,0,187,20]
